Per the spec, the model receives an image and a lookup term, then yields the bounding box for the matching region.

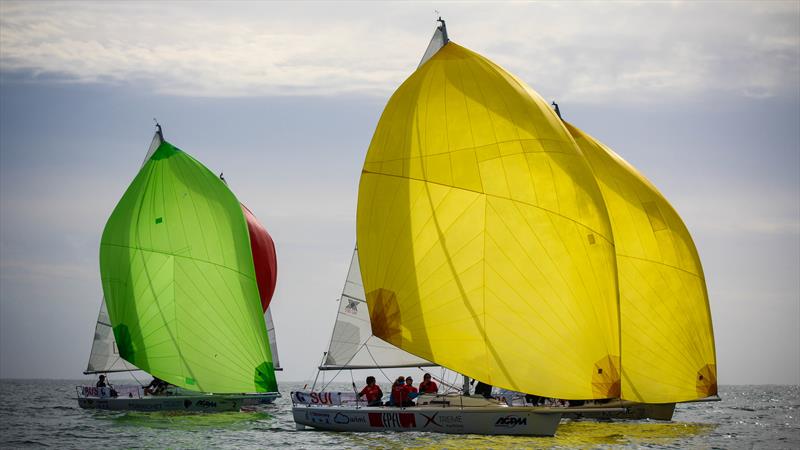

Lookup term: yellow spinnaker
[357,42,621,399]
[565,123,717,403]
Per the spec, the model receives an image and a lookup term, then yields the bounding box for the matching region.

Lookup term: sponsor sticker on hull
[495,415,528,428]
[368,412,416,429]
[420,412,464,430]
[307,411,332,425]
[292,391,356,405]
[333,412,367,425]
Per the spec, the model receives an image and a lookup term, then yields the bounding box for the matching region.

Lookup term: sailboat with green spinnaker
[77,128,279,412]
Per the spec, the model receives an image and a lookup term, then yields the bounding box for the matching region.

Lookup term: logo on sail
[345,299,359,314]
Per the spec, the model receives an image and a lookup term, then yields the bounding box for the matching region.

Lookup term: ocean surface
[0,381,797,449]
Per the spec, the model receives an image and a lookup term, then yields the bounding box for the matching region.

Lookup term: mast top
[437,16,449,44]
[551,101,562,119]
[154,119,164,142]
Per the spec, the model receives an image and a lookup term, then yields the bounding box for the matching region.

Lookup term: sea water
[1,381,797,449]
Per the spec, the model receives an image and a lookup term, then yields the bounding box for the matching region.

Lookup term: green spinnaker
[99,140,277,393]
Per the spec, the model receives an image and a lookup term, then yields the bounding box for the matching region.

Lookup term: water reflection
[99,410,274,431]
[338,420,718,449]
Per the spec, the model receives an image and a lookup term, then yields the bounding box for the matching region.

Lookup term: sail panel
[357,42,621,399]
[566,122,717,402]
[242,204,278,312]
[322,247,432,369]
[99,139,276,393]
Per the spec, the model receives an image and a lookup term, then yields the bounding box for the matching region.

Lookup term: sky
[0,1,798,386]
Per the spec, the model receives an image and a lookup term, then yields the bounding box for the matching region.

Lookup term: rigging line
[349,370,360,407]
[319,364,348,392]
[310,352,327,391]
[364,344,394,386]
[318,342,366,392]
[424,368,461,393]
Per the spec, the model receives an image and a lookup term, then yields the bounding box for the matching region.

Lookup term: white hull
[77,393,279,412]
[292,404,562,436]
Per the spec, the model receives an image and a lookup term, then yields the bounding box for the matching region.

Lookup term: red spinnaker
[242,204,277,312]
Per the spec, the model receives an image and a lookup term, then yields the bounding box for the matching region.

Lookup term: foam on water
[1,380,797,449]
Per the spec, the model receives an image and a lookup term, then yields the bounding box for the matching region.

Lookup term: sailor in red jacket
[403,376,418,406]
[418,373,439,394]
[357,376,383,406]
[390,376,410,406]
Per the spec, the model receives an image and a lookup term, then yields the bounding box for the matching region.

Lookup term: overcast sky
[1,1,798,385]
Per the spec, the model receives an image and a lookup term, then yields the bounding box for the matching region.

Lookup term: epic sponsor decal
[368,412,416,429]
[495,415,527,428]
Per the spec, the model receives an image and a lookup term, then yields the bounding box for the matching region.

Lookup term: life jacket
[405,385,418,397]
[391,383,408,405]
[360,384,382,402]
[419,380,438,394]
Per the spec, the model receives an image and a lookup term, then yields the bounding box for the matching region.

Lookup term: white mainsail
[320,247,433,370]
[264,308,281,370]
[85,300,139,374]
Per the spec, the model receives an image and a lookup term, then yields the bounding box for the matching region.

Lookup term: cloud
[1,1,797,102]
[0,259,96,286]
[674,188,800,236]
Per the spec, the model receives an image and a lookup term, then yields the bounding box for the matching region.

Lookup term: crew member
[418,373,439,394]
[357,376,384,406]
